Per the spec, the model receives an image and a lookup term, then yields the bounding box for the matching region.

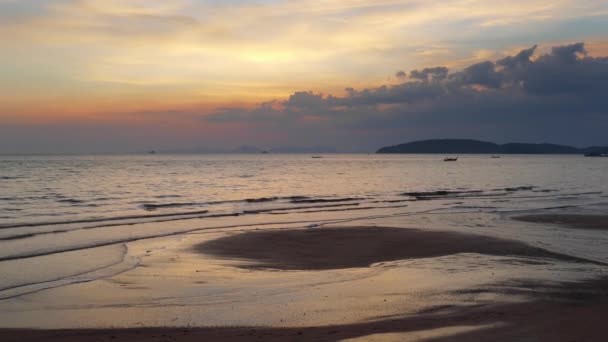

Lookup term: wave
[2,186,605,252]
[154,195,183,199]
[0,204,423,263]
[503,186,536,192]
[0,176,21,180]
[57,198,85,204]
[402,190,484,198]
[142,202,204,210]
[269,204,409,214]
[245,197,280,203]
[402,186,540,199]
[243,202,360,214]
[0,244,138,300]
[0,217,333,262]
[0,202,364,241]
[289,197,363,204]
[141,195,354,210]
[0,210,210,230]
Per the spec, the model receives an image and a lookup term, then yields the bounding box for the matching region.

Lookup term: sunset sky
[1,0,608,153]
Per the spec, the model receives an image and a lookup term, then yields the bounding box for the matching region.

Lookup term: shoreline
[2,276,607,341]
[1,212,608,340]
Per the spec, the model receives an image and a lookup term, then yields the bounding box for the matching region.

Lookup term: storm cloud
[205,42,608,148]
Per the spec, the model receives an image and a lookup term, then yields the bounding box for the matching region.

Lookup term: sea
[1,153,608,303]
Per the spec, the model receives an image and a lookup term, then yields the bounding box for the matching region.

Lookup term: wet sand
[2,277,607,341]
[513,214,608,230]
[2,224,607,341]
[195,226,600,270]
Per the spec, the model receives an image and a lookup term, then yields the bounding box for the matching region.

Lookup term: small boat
[443,156,458,162]
[261,150,269,154]
[491,155,500,158]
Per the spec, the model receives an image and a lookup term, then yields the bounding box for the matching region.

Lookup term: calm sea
[1,154,608,299]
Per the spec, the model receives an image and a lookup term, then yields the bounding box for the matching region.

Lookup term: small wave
[245,196,310,203]
[57,199,85,204]
[402,190,484,200]
[402,190,483,197]
[451,205,498,209]
[245,197,279,203]
[142,195,312,209]
[0,209,210,230]
[0,244,137,300]
[503,186,536,192]
[373,199,414,203]
[154,195,182,199]
[0,176,21,180]
[290,197,363,204]
[93,197,121,201]
[243,202,360,214]
[0,233,37,241]
[74,203,99,207]
[142,202,203,210]
[269,204,408,214]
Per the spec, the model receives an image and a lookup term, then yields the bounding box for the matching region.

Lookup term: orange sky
[2,1,607,119]
[1,1,608,152]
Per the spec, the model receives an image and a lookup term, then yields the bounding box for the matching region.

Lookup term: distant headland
[376,139,608,154]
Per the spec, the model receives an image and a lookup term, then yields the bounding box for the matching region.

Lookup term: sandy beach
[2,297,608,341]
[2,212,608,341]
[197,226,600,270]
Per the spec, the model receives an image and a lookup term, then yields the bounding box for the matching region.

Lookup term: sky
[1,0,608,153]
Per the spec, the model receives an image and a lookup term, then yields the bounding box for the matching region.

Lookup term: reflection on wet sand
[1,211,607,341]
[2,276,607,341]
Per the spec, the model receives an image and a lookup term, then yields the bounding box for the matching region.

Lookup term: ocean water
[1,154,608,302]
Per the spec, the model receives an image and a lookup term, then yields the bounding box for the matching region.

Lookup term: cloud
[204,42,608,148]
[409,67,449,81]
[2,0,608,153]
[496,44,537,68]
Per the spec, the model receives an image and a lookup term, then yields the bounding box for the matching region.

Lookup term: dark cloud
[550,42,587,63]
[395,70,407,79]
[451,61,502,88]
[204,42,608,149]
[409,67,449,81]
[497,45,537,68]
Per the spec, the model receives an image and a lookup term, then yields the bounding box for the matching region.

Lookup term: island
[376,139,608,154]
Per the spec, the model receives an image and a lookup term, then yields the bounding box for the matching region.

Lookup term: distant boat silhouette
[261,150,269,154]
[491,155,500,158]
[443,156,458,161]
[148,150,156,154]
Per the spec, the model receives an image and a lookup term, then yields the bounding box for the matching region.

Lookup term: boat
[443,156,458,161]
[491,155,500,158]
